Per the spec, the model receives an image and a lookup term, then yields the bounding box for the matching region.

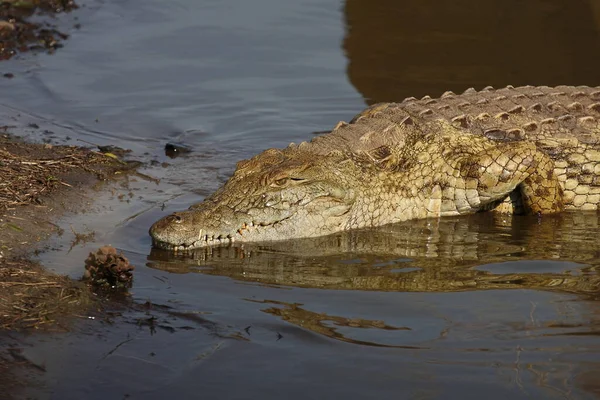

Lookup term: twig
[0,282,61,287]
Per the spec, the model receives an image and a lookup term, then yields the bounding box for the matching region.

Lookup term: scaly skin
[150,85,600,250]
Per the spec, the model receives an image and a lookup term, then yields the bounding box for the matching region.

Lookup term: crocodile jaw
[150,210,291,251]
[149,196,355,251]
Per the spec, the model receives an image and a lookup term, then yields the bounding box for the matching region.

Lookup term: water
[2,0,600,398]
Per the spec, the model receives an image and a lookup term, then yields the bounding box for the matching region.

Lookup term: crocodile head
[150,147,367,250]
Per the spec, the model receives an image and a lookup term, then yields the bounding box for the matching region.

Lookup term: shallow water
[2,0,600,398]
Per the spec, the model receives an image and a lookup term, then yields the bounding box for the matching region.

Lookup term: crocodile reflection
[147,212,600,294]
[247,299,420,349]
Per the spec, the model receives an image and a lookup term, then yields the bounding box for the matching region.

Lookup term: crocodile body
[150,85,600,250]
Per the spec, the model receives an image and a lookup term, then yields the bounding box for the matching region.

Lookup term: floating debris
[165,143,192,158]
[77,138,132,157]
[83,246,135,290]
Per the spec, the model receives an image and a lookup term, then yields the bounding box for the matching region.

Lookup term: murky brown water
[2,0,600,399]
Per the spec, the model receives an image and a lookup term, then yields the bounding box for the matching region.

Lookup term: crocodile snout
[149,212,189,245]
[150,212,182,231]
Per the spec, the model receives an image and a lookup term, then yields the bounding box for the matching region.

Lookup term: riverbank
[0,0,77,62]
[0,132,139,395]
[1,132,139,325]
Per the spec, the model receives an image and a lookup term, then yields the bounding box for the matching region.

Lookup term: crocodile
[150,85,600,251]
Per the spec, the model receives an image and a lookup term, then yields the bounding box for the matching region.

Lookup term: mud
[0,132,136,324]
[0,0,77,61]
[0,131,138,396]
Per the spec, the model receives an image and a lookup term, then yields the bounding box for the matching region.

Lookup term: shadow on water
[344,0,600,103]
[147,212,600,296]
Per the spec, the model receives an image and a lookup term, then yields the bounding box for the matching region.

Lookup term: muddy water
[3,0,600,398]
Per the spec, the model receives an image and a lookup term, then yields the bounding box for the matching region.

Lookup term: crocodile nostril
[168,214,183,223]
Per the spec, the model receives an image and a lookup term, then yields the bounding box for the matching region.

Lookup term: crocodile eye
[271,177,306,187]
[273,178,289,187]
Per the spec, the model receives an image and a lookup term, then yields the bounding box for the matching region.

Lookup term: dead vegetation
[83,246,135,290]
[0,258,92,331]
[0,131,141,398]
[68,225,96,250]
[0,135,130,210]
[0,134,138,332]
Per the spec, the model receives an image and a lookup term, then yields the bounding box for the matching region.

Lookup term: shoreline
[1,132,139,326]
[1,1,146,395]
[0,132,140,396]
[0,0,78,62]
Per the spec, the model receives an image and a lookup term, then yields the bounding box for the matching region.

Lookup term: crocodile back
[302,85,600,209]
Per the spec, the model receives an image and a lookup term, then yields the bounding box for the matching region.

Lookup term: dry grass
[0,258,92,331]
[0,139,122,211]
[0,134,140,398]
[0,135,136,330]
